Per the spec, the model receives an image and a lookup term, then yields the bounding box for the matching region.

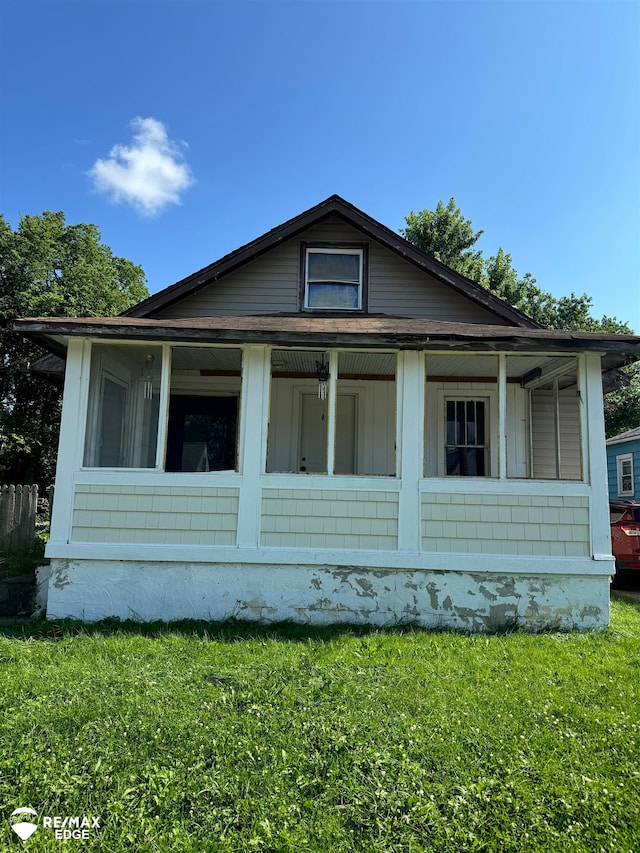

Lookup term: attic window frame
[300,242,368,313]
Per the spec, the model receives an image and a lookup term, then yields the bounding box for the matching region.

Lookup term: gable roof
[606,425,640,446]
[123,194,541,328]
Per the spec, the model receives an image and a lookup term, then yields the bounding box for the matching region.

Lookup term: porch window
[266,349,396,475]
[83,344,162,468]
[445,399,488,476]
[267,349,330,474]
[524,356,582,480]
[425,354,498,477]
[165,347,241,472]
[335,351,396,475]
[617,454,634,496]
[303,246,365,310]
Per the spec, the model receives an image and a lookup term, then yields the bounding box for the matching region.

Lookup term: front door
[298,392,356,474]
[299,393,327,473]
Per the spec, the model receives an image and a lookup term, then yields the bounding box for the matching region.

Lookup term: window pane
[267,350,329,474]
[166,397,238,472]
[519,355,581,480]
[308,252,360,283]
[443,397,489,477]
[84,345,162,468]
[166,347,241,472]
[467,400,476,445]
[469,448,486,476]
[446,447,462,476]
[457,401,465,446]
[307,283,359,309]
[447,447,485,476]
[446,401,456,445]
[99,378,127,466]
[476,401,485,445]
[335,351,396,476]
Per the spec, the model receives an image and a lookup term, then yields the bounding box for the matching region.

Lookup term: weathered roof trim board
[123,195,540,329]
[14,316,640,373]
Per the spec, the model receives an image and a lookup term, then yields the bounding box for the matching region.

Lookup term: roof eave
[13,318,640,369]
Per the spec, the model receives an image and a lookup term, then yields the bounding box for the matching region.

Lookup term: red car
[610,500,640,587]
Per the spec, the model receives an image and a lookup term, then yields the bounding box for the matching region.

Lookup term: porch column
[584,352,611,561]
[236,345,270,548]
[397,351,425,552]
[48,338,90,546]
[498,353,507,478]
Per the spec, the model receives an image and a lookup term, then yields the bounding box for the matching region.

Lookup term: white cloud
[88,117,193,216]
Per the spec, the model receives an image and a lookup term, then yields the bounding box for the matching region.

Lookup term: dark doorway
[166,396,238,472]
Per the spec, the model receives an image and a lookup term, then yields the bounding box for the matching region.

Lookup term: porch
[42,336,612,629]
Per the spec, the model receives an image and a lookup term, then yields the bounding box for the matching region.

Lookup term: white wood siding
[155,216,507,324]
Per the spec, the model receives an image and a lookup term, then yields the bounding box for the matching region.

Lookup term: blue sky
[1,0,639,330]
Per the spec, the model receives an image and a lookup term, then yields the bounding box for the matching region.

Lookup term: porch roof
[13,314,640,373]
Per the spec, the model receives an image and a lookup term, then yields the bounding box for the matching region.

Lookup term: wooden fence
[0,485,39,553]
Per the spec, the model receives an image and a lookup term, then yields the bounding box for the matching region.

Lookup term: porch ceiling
[424,354,580,388]
[171,346,242,371]
[271,350,396,376]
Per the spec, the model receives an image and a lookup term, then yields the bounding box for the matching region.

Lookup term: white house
[16,196,640,629]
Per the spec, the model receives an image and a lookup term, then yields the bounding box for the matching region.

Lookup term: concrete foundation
[46,559,610,631]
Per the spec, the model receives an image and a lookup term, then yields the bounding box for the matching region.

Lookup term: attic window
[303,246,365,310]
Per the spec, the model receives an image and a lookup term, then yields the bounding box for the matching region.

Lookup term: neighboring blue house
[606,426,640,500]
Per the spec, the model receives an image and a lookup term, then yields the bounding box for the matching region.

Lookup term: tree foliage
[0,211,148,486]
[401,198,639,436]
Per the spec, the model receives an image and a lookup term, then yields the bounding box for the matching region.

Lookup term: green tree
[402,198,485,281]
[401,198,639,435]
[0,211,148,486]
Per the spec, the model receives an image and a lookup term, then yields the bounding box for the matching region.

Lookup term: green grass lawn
[0,596,639,852]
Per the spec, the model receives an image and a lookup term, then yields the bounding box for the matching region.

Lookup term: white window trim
[84,349,137,469]
[304,247,364,311]
[617,453,634,497]
[82,341,246,473]
[436,388,499,477]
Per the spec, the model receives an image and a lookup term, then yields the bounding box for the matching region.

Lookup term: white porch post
[48,338,90,546]
[236,345,269,548]
[155,343,172,469]
[498,353,507,478]
[584,352,611,561]
[327,349,338,475]
[397,351,424,552]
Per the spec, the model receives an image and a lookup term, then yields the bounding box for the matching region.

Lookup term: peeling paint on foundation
[45,559,610,631]
[51,561,71,590]
[426,582,440,610]
[355,577,376,597]
[479,585,498,602]
[235,598,279,619]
